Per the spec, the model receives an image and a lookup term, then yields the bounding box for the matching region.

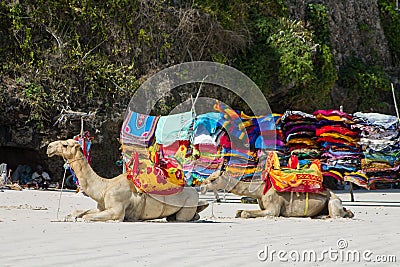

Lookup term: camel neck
[224,176,263,198]
[68,152,107,202]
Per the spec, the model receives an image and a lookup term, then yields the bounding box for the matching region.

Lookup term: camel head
[47,139,83,161]
[200,170,231,194]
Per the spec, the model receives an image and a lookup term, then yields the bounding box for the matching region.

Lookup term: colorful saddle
[262,152,325,194]
[126,149,185,195]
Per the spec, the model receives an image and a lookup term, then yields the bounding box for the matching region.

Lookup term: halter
[210,170,235,193]
[64,156,86,165]
[61,145,86,165]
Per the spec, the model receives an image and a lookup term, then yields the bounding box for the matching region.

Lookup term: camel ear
[71,140,82,150]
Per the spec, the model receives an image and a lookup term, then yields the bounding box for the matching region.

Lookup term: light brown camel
[200,171,354,219]
[47,139,208,222]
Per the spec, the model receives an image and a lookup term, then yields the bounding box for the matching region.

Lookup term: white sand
[0,188,399,266]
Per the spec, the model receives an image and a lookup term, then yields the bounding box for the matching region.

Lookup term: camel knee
[328,198,354,218]
[328,198,341,218]
[175,207,197,222]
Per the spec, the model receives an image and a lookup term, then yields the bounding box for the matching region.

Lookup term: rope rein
[56,164,68,221]
[66,157,86,164]
[55,150,85,221]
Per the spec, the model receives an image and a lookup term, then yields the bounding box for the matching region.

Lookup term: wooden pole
[391,82,400,190]
[349,178,354,201]
[391,83,399,119]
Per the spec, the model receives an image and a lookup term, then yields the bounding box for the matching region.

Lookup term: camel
[47,139,208,222]
[200,170,354,219]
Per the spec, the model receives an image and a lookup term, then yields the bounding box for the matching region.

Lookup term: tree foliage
[339,57,391,111]
[0,0,397,131]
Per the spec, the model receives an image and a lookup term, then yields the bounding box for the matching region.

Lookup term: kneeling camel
[201,171,353,219]
[47,139,208,222]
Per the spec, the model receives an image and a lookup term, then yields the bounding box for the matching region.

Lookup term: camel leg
[237,208,280,218]
[82,209,124,222]
[213,190,221,202]
[169,200,209,222]
[68,202,104,219]
[171,194,200,222]
[69,209,99,218]
[236,198,281,218]
[172,206,198,221]
[82,206,125,222]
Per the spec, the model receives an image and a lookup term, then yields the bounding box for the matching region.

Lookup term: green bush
[339,57,391,111]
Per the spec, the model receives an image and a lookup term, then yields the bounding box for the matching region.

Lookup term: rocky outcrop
[286,0,392,67]
[0,1,398,182]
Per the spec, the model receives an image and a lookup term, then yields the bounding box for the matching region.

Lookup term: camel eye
[63,144,68,148]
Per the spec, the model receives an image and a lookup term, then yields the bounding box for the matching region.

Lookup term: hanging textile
[121,110,159,147]
[155,112,193,145]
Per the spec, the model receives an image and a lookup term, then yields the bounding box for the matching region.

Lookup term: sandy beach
[0,188,399,266]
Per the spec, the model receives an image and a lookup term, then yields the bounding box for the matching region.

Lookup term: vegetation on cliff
[378,0,400,65]
[0,0,398,132]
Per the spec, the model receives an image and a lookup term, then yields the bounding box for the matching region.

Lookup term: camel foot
[313,215,330,219]
[191,213,200,221]
[81,211,124,222]
[69,209,94,218]
[196,200,209,213]
[343,208,354,218]
[240,210,252,218]
[166,214,176,222]
[64,214,78,222]
[235,210,244,218]
[82,215,94,222]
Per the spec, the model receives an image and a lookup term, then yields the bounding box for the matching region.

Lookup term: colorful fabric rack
[347,112,400,189]
[313,110,362,189]
[120,105,400,191]
[213,102,261,182]
[186,113,224,186]
[281,111,319,168]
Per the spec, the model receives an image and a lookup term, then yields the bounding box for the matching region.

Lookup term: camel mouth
[46,146,56,157]
[344,208,354,218]
[199,184,208,195]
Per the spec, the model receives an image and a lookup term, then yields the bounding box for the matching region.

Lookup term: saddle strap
[289,191,293,215]
[304,192,309,216]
